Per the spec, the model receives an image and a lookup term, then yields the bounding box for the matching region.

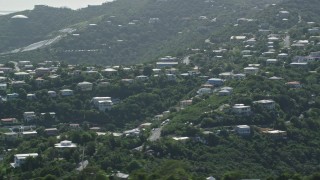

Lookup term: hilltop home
[235,125,251,136]
[77,81,93,91]
[253,100,275,110]
[11,153,39,168]
[232,104,251,115]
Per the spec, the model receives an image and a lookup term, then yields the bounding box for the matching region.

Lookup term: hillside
[0,0,320,179]
[0,0,282,65]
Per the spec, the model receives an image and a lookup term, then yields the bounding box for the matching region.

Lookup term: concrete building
[55,140,77,148]
[244,67,259,74]
[60,89,74,96]
[23,112,36,122]
[232,104,251,115]
[35,67,51,76]
[11,153,38,168]
[254,100,276,110]
[77,82,93,91]
[235,125,251,135]
[207,78,224,86]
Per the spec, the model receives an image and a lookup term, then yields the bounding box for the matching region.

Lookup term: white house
[197,88,212,95]
[60,89,73,96]
[135,75,149,81]
[235,125,251,135]
[0,83,7,91]
[97,100,113,111]
[266,59,278,65]
[23,112,36,122]
[92,97,111,106]
[48,91,57,97]
[244,67,259,74]
[55,140,77,148]
[27,94,37,100]
[232,104,251,115]
[254,100,276,110]
[77,81,93,91]
[11,153,38,168]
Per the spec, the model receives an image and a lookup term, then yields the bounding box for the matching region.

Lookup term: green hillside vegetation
[0,0,320,179]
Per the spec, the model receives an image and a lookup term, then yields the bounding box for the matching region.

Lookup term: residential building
[10,153,39,168]
[286,81,301,88]
[27,94,36,100]
[253,100,276,110]
[266,59,278,65]
[77,81,93,91]
[97,100,113,111]
[197,88,212,95]
[219,89,231,96]
[180,100,193,109]
[1,118,18,125]
[135,75,148,81]
[207,78,224,86]
[70,123,80,129]
[124,128,140,136]
[48,91,57,97]
[92,97,112,106]
[55,140,77,148]
[156,62,179,68]
[4,132,18,141]
[244,67,259,74]
[22,131,38,137]
[14,72,30,80]
[44,128,58,136]
[260,128,287,139]
[232,104,251,115]
[235,125,251,135]
[7,93,19,101]
[121,79,134,84]
[11,81,26,88]
[23,112,36,122]
[0,83,7,91]
[60,89,73,96]
[35,67,51,76]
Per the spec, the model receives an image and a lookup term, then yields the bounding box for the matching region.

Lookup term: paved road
[148,127,163,141]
